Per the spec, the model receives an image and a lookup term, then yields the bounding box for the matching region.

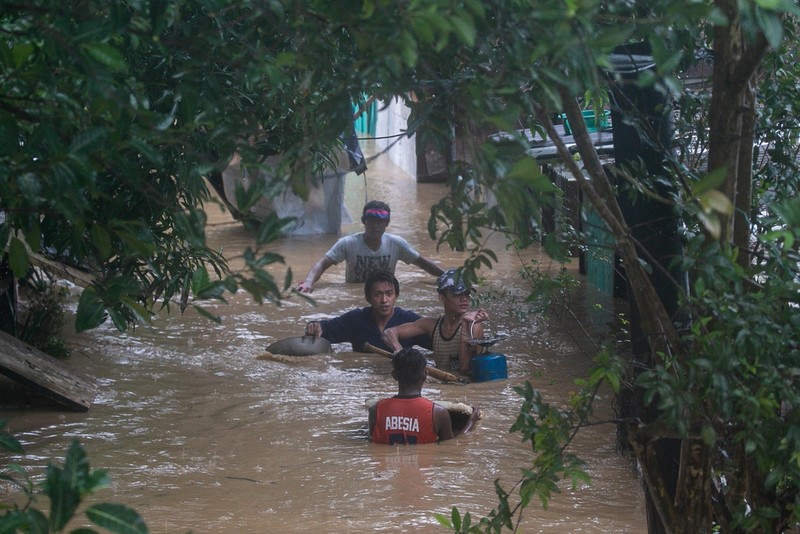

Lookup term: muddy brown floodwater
[1,143,646,533]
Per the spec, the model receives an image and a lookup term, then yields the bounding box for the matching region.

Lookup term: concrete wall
[374,97,417,179]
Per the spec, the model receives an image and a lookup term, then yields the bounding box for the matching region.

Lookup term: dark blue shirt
[320,306,432,352]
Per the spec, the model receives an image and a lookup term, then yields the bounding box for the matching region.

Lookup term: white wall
[374,97,417,180]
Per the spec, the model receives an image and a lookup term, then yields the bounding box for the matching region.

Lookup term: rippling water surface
[1,144,645,532]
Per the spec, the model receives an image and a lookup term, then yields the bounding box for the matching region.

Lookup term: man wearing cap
[295,200,444,293]
[382,268,489,374]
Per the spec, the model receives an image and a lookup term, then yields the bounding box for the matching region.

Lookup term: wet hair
[361,200,391,223]
[391,348,428,386]
[364,270,400,299]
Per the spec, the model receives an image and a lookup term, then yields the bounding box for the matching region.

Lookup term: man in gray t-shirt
[296,200,443,293]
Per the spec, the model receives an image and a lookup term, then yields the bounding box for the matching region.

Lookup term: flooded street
[1,144,645,532]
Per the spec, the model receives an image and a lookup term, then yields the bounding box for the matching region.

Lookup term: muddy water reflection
[2,145,645,532]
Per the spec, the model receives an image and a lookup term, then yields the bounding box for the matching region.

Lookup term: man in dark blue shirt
[304,270,431,352]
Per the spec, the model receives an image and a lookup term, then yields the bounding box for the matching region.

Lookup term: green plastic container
[561,109,611,135]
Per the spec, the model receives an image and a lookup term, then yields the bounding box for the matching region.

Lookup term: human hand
[296,281,314,293]
[461,405,481,434]
[464,309,489,324]
[305,321,322,338]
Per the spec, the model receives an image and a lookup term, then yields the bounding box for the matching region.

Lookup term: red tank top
[371,396,439,445]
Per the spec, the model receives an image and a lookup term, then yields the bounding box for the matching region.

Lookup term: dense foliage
[1,0,373,330]
[0,421,148,533]
[2,1,799,533]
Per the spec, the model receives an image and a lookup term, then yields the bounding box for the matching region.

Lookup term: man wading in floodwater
[295,200,443,293]
[382,268,489,375]
[369,348,480,445]
[303,270,431,353]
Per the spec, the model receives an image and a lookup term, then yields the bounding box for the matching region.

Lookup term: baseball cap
[437,268,471,295]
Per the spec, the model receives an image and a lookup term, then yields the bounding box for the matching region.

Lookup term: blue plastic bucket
[471,353,508,382]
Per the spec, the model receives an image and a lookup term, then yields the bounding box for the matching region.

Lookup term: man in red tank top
[369,348,479,444]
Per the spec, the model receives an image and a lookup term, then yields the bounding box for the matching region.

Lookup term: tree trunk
[540,94,684,360]
[707,0,768,247]
[0,257,17,336]
[734,82,756,267]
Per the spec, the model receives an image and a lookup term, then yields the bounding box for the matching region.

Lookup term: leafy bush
[0,421,148,533]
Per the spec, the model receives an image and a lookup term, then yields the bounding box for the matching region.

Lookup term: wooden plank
[0,329,96,412]
[27,251,95,289]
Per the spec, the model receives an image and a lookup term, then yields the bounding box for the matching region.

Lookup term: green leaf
[697,211,721,240]
[753,0,780,9]
[87,468,112,493]
[11,42,34,68]
[754,7,784,49]
[362,0,375,17]
[275,51,295,67]
[81,42,128,72]
[693,167,728,195]
[399,30,418,67]
[451,506,462,530]
[192,304,221,323]
[69,127,107,153]
[0,431,24,454]
[411,11,435,44]
[91,224,113,260]
[44,466,80,532]
[591,25,635,51]
[76,287,108,332]
[507,157,552,185]
[449,14,476,46]
[17,508,49,533]
[85,503,148,534]
[433,512,452,528]
[256,216,296,246]
[283,268,293,292]
[63,439,91,494]
[121,300,152,325]
[700,425,716,447]
[8,237,29,278]
[699,189,734,216]
[764,467,784,489]
[129,138,163,165]
[606,370,620,393]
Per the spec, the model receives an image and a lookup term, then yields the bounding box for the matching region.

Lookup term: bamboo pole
[362,342,468,384]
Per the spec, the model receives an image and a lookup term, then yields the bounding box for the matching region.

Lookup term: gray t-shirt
[325,232,420,282]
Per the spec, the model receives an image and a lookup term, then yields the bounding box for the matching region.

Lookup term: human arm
[434,404,481,441]
[306,309,374,350]
[296,256,336,293]
[382,318,436,353]
[412,255,444,277]
[390,309,433,350]
[391,235,442,277]
[458,309,489,371]
[433,404,454,441]
[368,403,377,437]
